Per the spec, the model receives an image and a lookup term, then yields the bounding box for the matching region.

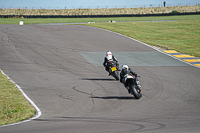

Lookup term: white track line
[0,69,42,127]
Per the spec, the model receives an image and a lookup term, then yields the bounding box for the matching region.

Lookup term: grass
[0,14,199,24]
[82,15,200,58]
[0,14,199,126]
[0,71,36,126]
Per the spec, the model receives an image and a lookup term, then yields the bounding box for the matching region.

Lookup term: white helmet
[122,65,128,69]
[106,51,112,61]
[106,51,112,56]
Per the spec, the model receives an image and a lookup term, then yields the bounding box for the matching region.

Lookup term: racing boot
[128,88,131,94]
[125,85,130,93]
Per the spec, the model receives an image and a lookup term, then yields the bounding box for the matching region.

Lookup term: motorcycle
[124,74,142,99]
[107,60,120,80]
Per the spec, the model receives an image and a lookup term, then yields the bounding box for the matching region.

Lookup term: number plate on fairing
[111,67,117,72]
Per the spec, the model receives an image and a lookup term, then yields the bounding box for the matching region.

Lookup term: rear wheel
[130,85,142,99]
[113,71,119,80]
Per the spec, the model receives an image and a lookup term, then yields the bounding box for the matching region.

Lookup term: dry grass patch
[0,5,199,16]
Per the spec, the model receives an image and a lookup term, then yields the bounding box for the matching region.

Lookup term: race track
[0,24,200,133]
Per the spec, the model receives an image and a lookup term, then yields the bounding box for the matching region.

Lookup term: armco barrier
[1,12,200,18]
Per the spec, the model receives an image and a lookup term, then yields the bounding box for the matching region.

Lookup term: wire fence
[1,3,199,18]
[1,3,200,10]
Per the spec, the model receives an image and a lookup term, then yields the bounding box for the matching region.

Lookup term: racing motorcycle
[124,74,142,99]
[107,60,119,80]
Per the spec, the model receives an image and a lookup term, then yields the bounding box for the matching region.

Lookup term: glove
[133,72,137,77]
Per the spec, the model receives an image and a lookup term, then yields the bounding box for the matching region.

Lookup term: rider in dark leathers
[120,65,137,84]
[103,51,119,74]
[120,65,141,93]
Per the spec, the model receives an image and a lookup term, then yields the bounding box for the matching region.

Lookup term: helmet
[106,51,112,56]
[122,65,128,69]
[106,51,112,61]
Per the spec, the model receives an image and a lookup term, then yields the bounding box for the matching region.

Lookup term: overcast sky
[1,0,199,9]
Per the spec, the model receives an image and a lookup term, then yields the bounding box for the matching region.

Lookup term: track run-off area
[0,24,200,133]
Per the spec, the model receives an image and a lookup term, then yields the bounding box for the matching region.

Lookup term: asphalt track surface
[0,24,200,133]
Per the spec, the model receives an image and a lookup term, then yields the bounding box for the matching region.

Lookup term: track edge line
[0,69,42,127]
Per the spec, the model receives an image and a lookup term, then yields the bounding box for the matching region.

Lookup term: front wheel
[130,85,142,99]
[113,71,119,80]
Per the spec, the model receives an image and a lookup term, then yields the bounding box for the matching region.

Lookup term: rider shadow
[91,96,136,100]
[81,78,116,81]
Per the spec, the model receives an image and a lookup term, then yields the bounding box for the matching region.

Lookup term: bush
[171,10,180,14]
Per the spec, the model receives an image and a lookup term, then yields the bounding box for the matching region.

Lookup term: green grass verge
[82,15,200,58]
[0,71,36,126]
[0,15,199,24]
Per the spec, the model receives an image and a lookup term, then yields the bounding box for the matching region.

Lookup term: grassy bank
[0,71,36,126]
[0,5,199,16]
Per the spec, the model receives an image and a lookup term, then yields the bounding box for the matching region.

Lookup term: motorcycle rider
[120,65,141,93]
[103,51,120,75]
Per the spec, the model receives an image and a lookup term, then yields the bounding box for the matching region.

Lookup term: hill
[0,5,199,17]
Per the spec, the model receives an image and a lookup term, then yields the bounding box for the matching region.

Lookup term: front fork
[135,78,141,89]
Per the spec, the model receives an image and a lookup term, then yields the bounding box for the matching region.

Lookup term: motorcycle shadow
[91,96,136,100]
[81,78,116,81]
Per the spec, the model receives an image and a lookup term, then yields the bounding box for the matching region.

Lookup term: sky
[1,0,199,9]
